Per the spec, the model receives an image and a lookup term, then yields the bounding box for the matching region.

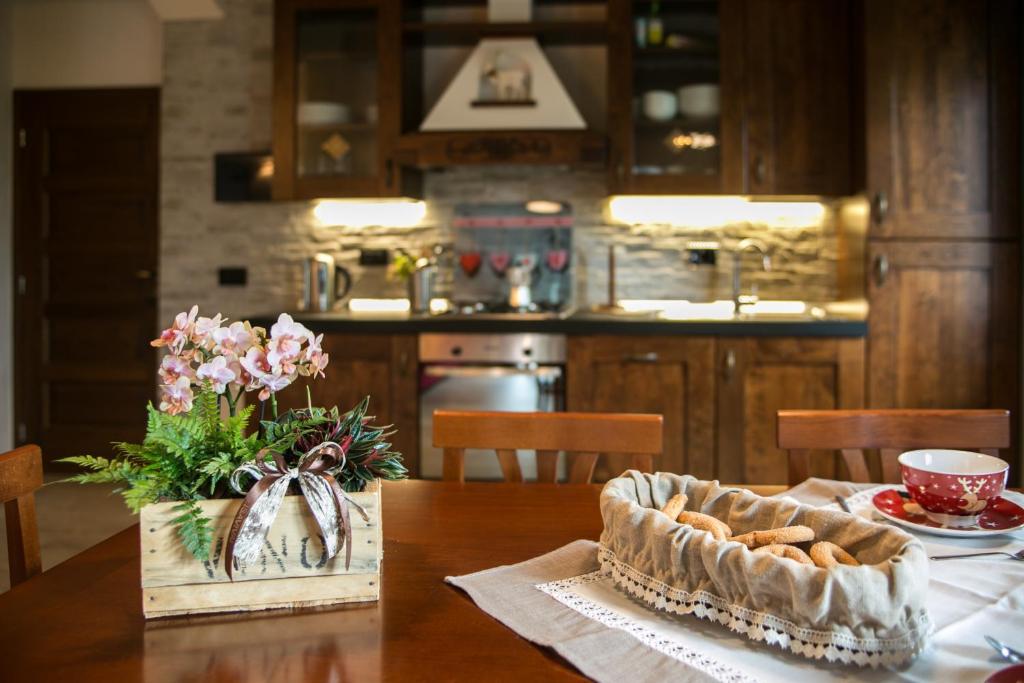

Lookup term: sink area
[584,299,864,322]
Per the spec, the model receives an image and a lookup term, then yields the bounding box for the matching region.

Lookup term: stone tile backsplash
[159,0,839,324]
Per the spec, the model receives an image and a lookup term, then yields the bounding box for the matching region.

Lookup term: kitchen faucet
[732,238,772,313]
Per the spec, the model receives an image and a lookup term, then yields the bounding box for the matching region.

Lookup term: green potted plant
[62,307,406,618]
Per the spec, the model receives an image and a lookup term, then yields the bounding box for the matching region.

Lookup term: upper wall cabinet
[741,0,852,196]
[273,0,413,199]
[607,0,853,196]
[607,0,740,194]
[864,0,1020,238]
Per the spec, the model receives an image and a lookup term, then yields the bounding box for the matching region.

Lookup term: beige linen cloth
[445,478,1008,682]
[598,472,932,665]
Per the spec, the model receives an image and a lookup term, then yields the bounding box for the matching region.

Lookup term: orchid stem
[271,393,278,419]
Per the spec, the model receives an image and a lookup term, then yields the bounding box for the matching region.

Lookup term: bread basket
[599,472,933,667]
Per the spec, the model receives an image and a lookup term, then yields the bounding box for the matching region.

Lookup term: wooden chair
[433,410,663,483]
[1,445,43,586]
[777,409,1010,486]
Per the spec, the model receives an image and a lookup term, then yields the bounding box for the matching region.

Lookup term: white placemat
[448,479,1024,682]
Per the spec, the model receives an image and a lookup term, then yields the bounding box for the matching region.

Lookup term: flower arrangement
[62,308,407,564]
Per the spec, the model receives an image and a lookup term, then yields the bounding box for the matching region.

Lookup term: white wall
[12,0,162,88]
[0,0,13,450]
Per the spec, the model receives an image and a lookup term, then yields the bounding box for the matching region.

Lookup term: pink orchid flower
[212,321,255,355]
[151,305,198,355]
[267,313,311,368]
[196,355,237,394]
[192,313,225,348]
[240,345,297,400]
[158,355,195,385]
[159,376,194,415]
[301,333,329,379]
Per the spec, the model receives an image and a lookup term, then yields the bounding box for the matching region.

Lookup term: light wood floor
[0,476,134,592]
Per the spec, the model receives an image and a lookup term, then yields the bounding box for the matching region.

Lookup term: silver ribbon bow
[224,440,368,579]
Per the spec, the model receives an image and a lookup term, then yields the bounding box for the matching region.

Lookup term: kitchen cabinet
[274,333,420,475]
[862,0,1020,468]
[272,0,416,199]
[607,0,852,195]
[607,0,742,193]
[866,241,1018,415]
[716,337,865,485]
[741,0,852,195]
[863,0,1019,239]
[566,336,716,481]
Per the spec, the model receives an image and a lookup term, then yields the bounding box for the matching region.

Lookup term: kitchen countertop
[253,301,868,337]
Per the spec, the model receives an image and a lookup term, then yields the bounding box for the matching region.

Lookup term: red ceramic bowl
[899,449,1009,528]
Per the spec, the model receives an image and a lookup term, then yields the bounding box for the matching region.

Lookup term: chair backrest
[433,410,663,483]
[777,409,1010,485]
[1,445,44,586]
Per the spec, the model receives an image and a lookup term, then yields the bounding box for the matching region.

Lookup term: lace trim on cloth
[536,571,757,683]
[597,545,933,668]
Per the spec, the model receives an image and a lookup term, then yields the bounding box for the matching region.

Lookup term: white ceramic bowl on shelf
[297,101,351,126]
[642,90,677,122]
[677,84,720,119]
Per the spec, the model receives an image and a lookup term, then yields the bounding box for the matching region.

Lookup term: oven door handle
[423,365,563,380]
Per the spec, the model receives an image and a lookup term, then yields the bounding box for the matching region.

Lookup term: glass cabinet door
[624,0,723,190]
[294,9,378,182]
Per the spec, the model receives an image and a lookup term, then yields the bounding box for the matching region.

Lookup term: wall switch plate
[686,241,719,266]
[359,249,389,266]
[218,267,248,286]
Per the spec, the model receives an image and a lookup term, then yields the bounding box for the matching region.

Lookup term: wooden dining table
[4,479,1016,682]
[0,480,611,682]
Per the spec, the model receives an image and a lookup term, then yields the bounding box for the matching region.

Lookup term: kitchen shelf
[395,130,607,166]
[298,122,377,132]
[401,20,607,45]
[634,44,717,58]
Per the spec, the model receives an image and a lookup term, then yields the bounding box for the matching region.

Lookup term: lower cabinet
[867,241,1019,414]
[274,333,420,476]
[567,336,717,481]
[716,337,865,485]
[567,335,866,485]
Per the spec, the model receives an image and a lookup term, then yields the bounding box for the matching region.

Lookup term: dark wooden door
[13,88,160,466]
[274,333,420,476]
[742,0,853,195]
[864,0,1020,238]
[716,337,865,484]
[566,336,716,481]
[867,241,1018,415]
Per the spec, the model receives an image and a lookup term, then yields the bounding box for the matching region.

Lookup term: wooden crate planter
[140,480,381,618]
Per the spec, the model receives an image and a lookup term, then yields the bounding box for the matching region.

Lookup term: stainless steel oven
[418,333,566,480]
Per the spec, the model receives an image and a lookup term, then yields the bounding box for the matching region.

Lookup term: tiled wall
[159,0,839,324]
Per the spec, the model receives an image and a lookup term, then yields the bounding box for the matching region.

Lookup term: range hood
[420,2,586,131]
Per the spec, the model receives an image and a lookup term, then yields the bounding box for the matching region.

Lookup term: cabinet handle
[723,349,736,380]
[873,253,890,287]
[871,191,888,225]
[623,351,658,363]
[752,154,766,186]
[385,158,395,188]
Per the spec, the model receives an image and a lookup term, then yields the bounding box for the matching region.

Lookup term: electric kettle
[302,253,352,312]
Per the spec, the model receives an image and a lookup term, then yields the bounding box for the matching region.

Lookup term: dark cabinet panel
[742,0,852,195]
[864,0,1020,238]
[716,337,865,485]
[867,241,1018,415]
[567,336,716,481]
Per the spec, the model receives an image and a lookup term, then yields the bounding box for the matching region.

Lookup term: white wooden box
[139,480,381,618]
